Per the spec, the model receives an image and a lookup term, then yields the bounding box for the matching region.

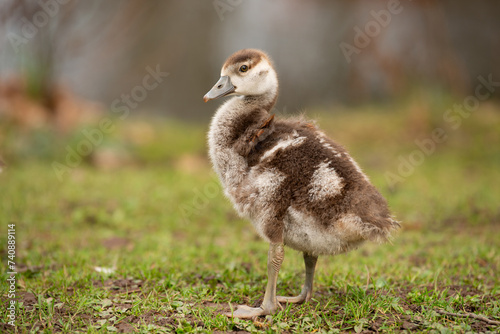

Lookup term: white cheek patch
[309,162,344,201]
[237,61,274,96]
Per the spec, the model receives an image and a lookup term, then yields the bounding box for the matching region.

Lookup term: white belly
[284,208,364,256]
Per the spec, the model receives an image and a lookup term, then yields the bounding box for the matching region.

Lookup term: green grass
[1,98,500,333]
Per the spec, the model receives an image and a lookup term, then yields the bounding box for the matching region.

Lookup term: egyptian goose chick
[204,49,399,319]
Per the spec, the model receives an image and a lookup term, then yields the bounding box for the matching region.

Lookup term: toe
[277,294,307,304]
[225,305,266,319]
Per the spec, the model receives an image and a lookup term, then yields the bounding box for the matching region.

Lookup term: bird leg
[226,243,284,319]
[277,252,317,304]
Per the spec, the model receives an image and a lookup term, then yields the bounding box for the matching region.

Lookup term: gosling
[204,49,399,319]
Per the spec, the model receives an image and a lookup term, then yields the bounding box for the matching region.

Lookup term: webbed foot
[225,304,275,319]
[225,244,285,319]
[277,288,311,304]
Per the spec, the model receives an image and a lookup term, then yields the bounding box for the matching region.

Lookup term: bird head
[203,49,278,102]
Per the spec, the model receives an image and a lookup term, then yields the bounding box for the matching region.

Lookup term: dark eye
[239,65,248,72]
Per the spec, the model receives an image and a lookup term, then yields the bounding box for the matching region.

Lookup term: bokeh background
[1,1,500,332]
[1,0,499,121]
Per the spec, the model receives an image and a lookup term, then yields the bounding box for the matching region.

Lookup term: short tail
[363,217,401,244]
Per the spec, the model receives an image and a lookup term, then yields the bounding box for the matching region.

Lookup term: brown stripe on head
[222,48,270,70]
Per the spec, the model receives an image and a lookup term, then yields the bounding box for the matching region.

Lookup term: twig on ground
[120,288,143,295]
[436,309,500,326]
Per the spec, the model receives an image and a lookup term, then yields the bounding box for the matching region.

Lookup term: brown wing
[234,113,275,157]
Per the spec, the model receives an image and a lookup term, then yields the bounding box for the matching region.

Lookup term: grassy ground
[1,96,500,333]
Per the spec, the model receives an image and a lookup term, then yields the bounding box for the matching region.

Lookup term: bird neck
[209,88,278,151]
[242,87,278,113]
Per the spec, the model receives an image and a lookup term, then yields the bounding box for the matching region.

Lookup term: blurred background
[1,0,499,226]
[1,2,499,331]
[1,0,499,121]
